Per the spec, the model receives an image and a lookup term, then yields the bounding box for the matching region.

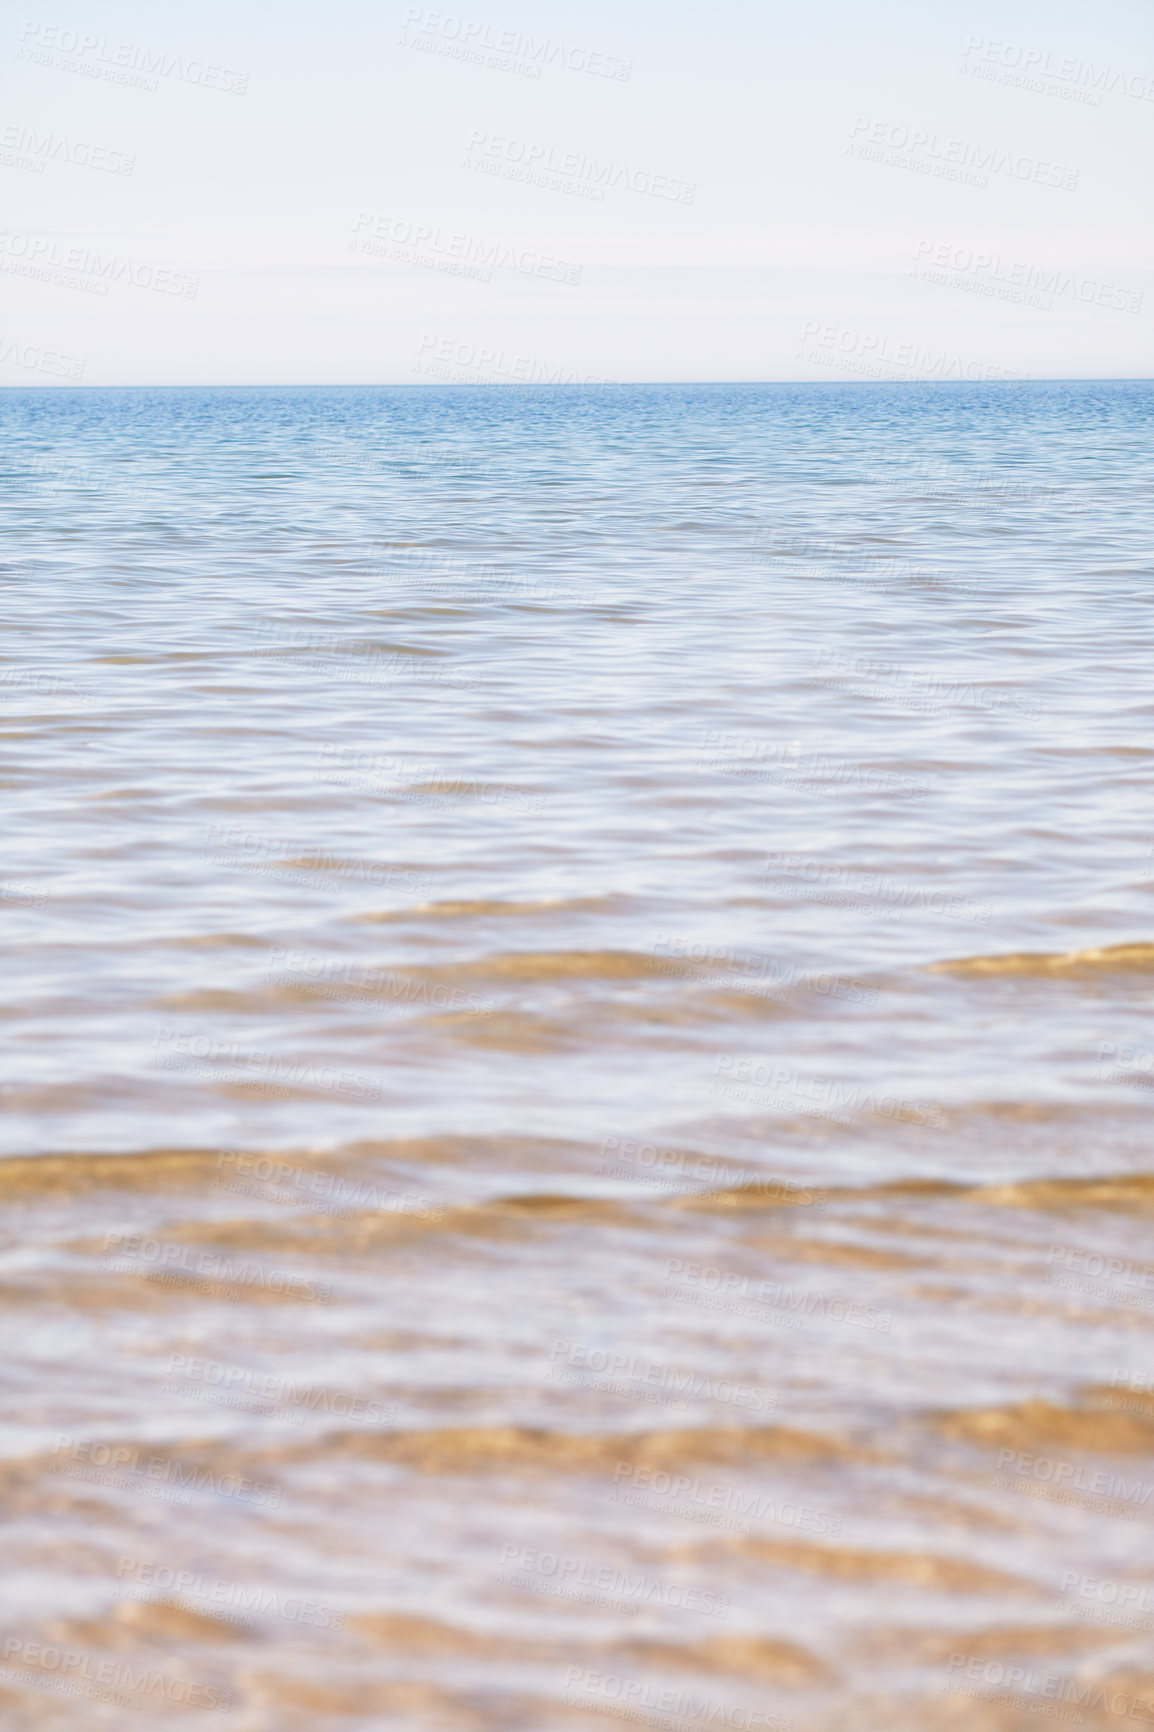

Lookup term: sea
[2,379,1153,1730]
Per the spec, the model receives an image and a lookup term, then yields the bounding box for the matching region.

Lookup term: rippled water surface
[2,381,1154,1730]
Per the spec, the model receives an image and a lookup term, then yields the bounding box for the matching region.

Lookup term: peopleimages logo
[1059,1570,1154,1629]
[51,1437,282,1508]
[0,233,198,297]
[0,334,84,378]
[350,211,582,285]
[596,1134,828,1202]
[549,1341,778,1413]
[400,8,632,81]
[498,1547,729,1617]
[1097,1041,1154,1088]
[16,21,249,93]
[264,950,493,1017]
[712,1057,944,1130]
[945,1653,1154,1724]
[102,1230,334,1302]
[650,932,875,1004]
[563,1669,788,1731]
[912,240,1141,315]
[696,732,933,801]
[0,880,48,908]
[1,1638,231,1711]
[164,1350,398,1422]
[1046,1244,1154,1294]
[117,1559,345,1629]
[464,131,694,202]
[994,1447,1153,1509]
[414,333,614,386]
[847,116,1078,189]
[611,1462,843,1537]
[664,1257,894,1332]
[960,36,1154,104]
[0,124,134,175]
[798,322,1025,383]
[215,1149,440,1219]
[763,852,992,924]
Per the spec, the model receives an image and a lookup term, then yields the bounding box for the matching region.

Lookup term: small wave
[243,1672,479,1716]
[0,1146,227,1195]
[966,1175,1154,1213]
[699,988,798,1019]
[350,1612,507,1653]
[433,1010,576,1051]
[323,1420,864,1473]
[153,989,269,1011]
[1085,1384,1154,1419]
[933,941,1154,976]
[839,1172,1154,1215]
[729,1536,1030,1594]
[426,949,675,982]
[675,1180,831,1212]
[331,1614,830,1689]
[876,1623,1125,1663]
[0,1136,580,1194]
[629,1634,828,1685]
[104,1192,642,1257]
[360,895,621,921]
[62,1598,248,1644]
[939,1394,1154,1453]
[165,932,267,949]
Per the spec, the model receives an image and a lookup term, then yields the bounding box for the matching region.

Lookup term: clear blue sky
[3,0,1151,383]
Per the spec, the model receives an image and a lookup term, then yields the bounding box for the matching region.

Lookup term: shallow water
[2,381,1153,1730]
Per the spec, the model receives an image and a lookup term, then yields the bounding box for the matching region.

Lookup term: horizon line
[0,375,1151,392]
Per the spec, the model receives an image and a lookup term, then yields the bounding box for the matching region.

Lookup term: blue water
[2,382,1153,1730]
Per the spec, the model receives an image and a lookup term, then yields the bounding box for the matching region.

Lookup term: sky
[2,0,1152,384]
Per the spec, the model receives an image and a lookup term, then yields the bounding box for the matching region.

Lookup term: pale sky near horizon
[2,0,1152,385]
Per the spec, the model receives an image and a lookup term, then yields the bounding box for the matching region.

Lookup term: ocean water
[2,380,1153,1730]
